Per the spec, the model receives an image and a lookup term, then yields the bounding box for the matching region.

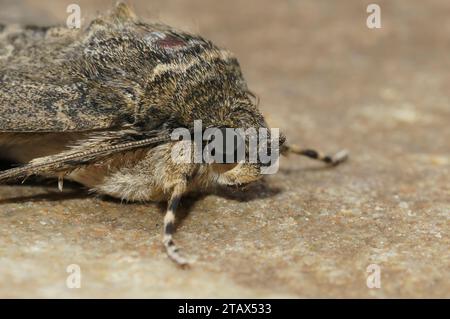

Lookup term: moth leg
[282,145,348,166]
[58,174,64,192]
[163,184,189,266]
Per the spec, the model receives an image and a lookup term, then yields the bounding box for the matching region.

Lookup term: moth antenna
[163,183,189,267]
[282,145,349,166]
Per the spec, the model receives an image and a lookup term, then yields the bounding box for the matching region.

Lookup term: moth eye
[204,128,245,164]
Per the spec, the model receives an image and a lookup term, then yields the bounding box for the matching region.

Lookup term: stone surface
[0,0,449,298]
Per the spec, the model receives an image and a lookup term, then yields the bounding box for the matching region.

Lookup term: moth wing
[0,76,133,132]
[0,129,173,182]
[0,10,136,133]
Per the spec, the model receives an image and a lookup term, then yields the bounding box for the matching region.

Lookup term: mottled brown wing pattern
[0,78,133,132]
[0,20,142,132]
[0,129,172,182]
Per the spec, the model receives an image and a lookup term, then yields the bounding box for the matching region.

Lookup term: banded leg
[163,184,188,266]
[282,145,348,166]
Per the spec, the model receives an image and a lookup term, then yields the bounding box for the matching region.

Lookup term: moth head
[202,125,286,185]
[207,129,286,186]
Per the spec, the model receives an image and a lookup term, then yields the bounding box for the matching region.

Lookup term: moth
[0,3,348,266]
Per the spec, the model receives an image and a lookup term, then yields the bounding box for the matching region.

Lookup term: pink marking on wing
[156,35,186,49]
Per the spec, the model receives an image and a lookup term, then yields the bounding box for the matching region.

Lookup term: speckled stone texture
[0,0,448,298]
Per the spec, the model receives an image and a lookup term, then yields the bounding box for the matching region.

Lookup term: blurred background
[0,0,448,298]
